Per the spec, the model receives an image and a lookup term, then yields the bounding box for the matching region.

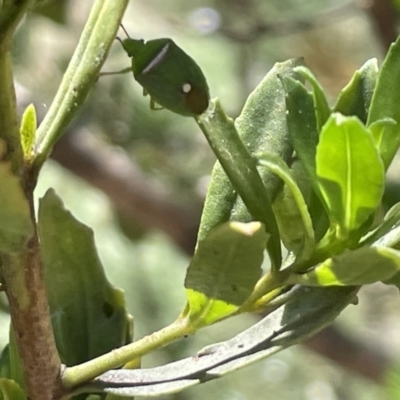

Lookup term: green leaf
[6,331,23,390]
[316,114,384,236]
[270,166,305,254]
[196,59,303,271]
[280,76,332,241]
[235,58,303,170]
[0,159,33,252]
[185,221,266,328]
[105,391,133,400]
[280,76,319,182]
[38,189,133,367]
[293,66,331,131]
[197,100,281,270]
[369,118,398,169]
[384,364,400,400]
[334,58,378,123]
[361,202,400,246]
[257,153,314,260]
[19,104,36,161]
[0,378,25,400]
[367,37,400,168]
[0,333,24,391]
[292,246,400,286]
[0,346,10,380]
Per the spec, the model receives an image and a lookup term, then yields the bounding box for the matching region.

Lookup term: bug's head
[116,37,145,59]
[116,25,145,59]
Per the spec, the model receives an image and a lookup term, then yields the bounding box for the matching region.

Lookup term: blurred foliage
[3,0,400,399]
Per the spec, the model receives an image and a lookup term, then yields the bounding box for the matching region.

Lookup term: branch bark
[0,3,63,397]
[2,232,64,400]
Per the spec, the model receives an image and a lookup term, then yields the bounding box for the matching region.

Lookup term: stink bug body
[119,32,210,118]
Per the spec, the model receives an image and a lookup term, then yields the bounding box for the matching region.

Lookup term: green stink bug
[118,27,210,118]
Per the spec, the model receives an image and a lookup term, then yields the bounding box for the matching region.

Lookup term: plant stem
[34,0,129,172]
[2,234,64,400]
[62,317,193,389]
[238,271,283,313]
[0,3,64,399]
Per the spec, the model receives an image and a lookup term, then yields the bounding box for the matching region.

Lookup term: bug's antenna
[116,24,130,46]
[120,24,131,39]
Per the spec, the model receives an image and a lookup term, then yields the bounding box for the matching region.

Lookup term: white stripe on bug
[142,43,170,74]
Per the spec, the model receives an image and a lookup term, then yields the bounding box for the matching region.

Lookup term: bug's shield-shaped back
[122,37,210,117]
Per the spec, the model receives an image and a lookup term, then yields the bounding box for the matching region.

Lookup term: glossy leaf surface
[316,114,384,236]
[293,247,400,286]
[19,103,36,161]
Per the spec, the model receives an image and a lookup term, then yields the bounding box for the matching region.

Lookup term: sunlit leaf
[369,118,398,169]
[19,103,36,161]
[185,222,266,327]
[368,36,400,168]
[258,153,314,259]
[235,58,303,170]
[316,114,384,236]
[0,378,25,400]
[384,364,400,400]
[197,100,280,270]
[334,58,378,123]
[361,202,400,247]
[292,246,400,286]
[294,66,331,131]
[197,59,303,271]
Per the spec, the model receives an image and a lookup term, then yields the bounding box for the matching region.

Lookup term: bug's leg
[98,67,132,79]
[149,97,164,111]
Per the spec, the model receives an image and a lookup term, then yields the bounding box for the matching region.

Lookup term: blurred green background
[3,0,400,399]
